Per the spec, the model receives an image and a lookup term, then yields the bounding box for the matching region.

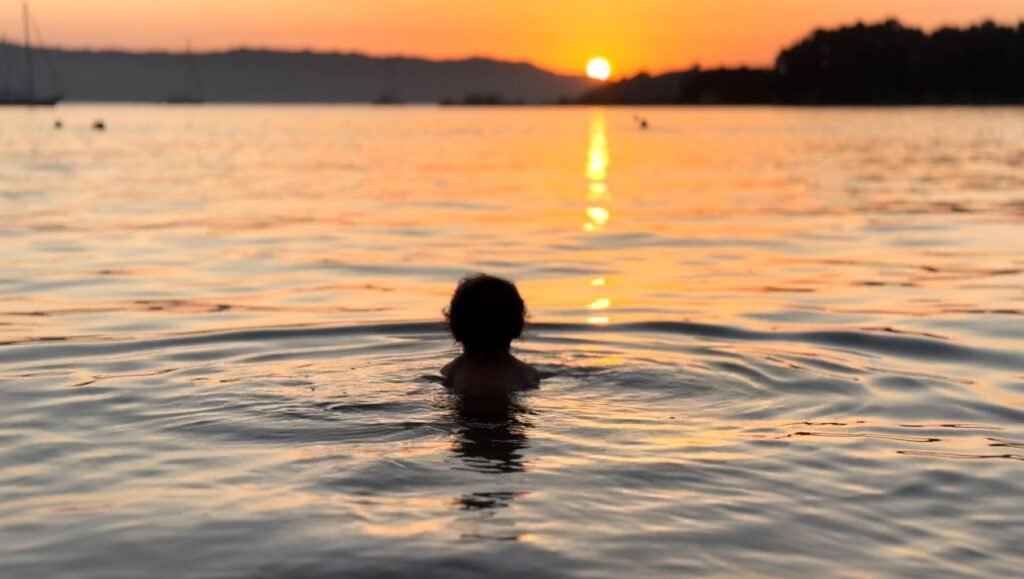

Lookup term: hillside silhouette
[581,20,1024,105]
[6,20,1022,105]
[0,44,595,103]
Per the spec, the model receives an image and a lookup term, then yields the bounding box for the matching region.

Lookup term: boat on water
[372,60,405,105]
[166,43,204,104]
[1,2,62,106]
[373,93,406,105]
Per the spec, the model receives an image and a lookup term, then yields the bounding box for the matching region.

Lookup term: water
[2,105,1023,578]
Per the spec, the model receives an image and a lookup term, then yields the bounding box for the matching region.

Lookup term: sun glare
[586,57,611,81]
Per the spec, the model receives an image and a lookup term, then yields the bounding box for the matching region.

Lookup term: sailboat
[166,44,204,104]
[373,60,405,105]
[0,2,62,106]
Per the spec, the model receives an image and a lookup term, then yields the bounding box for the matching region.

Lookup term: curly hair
[443,274,526,357]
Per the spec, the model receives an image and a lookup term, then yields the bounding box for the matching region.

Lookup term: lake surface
[2,105,1023,578]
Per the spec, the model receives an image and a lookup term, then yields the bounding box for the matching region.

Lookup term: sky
[6,0,1024,76]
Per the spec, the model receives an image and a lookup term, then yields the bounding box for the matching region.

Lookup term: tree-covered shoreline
[580,20,1024,105]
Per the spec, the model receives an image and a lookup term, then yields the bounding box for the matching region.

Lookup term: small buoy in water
[53,119,63,129]
[92,120,106,131]
[640,119,649,129]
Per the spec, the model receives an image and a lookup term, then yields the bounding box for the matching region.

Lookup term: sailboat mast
[187,42,203,100]
[23,1,34,99]
[191,49,204,100]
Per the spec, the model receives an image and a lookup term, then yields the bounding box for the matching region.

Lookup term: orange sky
[7,0,1024,76]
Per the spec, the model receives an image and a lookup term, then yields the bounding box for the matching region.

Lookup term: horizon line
[3,16,1022,79]
[0,39,726,78]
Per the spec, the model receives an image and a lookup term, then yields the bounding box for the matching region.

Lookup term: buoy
[92,120,106,131]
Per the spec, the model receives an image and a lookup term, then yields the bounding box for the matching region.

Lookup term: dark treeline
[580,20,1024,105]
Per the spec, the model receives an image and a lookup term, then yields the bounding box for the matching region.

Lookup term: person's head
[444,274,526,357]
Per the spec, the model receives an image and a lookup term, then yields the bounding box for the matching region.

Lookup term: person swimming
[441,274,540,402]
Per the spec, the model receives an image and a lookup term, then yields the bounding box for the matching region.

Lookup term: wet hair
[444,274,526,357]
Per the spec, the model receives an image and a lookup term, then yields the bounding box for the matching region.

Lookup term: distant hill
[0,44,597,103]
[578,71,698,104]
[580,20,1024,105]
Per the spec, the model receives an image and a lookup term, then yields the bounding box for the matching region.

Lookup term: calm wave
[2,105,1023,577]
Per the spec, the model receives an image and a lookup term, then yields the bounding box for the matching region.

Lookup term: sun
[586,57,612,81]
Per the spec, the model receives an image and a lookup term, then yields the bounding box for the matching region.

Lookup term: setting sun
[586,57,612,81]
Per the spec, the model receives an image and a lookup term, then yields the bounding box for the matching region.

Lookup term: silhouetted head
[444,274,526,358]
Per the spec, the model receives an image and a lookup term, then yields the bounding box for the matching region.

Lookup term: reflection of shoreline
[586,110,612,325]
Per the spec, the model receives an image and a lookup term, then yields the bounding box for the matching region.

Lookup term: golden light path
[585,110,612,325]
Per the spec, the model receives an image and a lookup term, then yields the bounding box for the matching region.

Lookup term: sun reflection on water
[585,110,612,325]
[586,116,608,182]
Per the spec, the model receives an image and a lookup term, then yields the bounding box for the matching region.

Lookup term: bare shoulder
[441,355,464,387]
[528,365,541,388]
[515,357,541,389]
